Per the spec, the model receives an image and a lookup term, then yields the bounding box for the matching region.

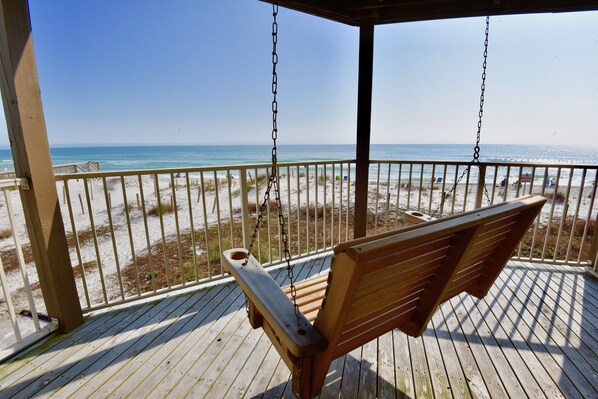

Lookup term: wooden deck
[0,253,596,398]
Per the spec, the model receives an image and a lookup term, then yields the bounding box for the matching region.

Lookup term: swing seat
[222,195,546,398]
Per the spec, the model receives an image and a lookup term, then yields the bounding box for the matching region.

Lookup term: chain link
[433,16,491,217]
[243,2,305,335]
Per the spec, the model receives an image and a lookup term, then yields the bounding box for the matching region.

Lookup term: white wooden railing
[0,178,58,361]
[43,160,598,312]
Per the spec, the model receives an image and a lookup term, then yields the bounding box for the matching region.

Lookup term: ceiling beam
[260,0,598,25]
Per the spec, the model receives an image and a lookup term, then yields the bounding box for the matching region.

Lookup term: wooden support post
[0,0,83,331]
[354,20,375,239]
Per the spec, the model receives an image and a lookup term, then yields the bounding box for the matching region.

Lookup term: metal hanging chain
[433,16,491,217]
[243,2,305,335]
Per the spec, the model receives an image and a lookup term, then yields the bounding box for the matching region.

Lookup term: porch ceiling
[260,0,598,25]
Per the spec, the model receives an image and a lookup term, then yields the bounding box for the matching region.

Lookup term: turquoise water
[1,144,597,172]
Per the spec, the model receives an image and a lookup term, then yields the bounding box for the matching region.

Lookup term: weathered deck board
[0,256,596,399]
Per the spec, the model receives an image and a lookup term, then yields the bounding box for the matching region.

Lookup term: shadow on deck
[0,253,596,398]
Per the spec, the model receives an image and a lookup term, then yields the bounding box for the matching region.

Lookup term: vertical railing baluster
[565,168,586,263]
[286,166,292,254]
[407,164,413,210]
[138,175,155,292]
[306,165,310,253]
[184,172,198,282]
[213,171,224,272]
[529,167,549,260]
[417,163,424,212]
[315,165,319,251]
[155,174,171,288]
[83,177,108,303]
[0,255,21,342]
[439,164,447,217]
[63,180,90,307]
[374,162,381,231]
[490,165,498,204]
[502,166,511,202]
[330,164,335,246]
[3,187,40,331]
[450,165,458,215]
[102,176,124,299]
[239,168,251,250]
[463,166,471,212]
[395,163,402,227]
[385,163,392,229]
[323,163,328,249]
[429,164,436,215]
[577,169,597,264]
[553,168,574,262]
[170,173,184,285]
[199,171,212,278]
[121,176,139,295]
[542,167,561,261]
[475,164,486,209]
[296,165,301,255]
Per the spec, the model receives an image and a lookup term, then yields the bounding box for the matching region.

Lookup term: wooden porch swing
[223,195,545,398]
[222,4,547,398]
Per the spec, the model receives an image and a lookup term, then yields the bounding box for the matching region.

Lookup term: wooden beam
[0,0,83,332]
[354,20,374,239]
[261,1,598,26]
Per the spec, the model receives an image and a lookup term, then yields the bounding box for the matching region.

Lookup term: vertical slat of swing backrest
[405,224,483,337]
[441,213,520,300]
[333,236,455,355]
[311,252,362,393]
[319,197,546,357]
[467,203,545,298]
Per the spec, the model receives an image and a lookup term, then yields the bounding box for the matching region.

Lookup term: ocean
[1,144,597,173]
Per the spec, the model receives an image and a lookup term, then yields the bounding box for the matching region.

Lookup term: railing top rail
[53,158,598,181]
[54,159,358,180]
[371,159,598,169]
[0,177,28,189]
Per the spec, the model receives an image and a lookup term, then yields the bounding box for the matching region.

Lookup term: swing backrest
[313,195,546,359]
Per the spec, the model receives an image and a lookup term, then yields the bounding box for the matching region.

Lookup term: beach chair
[222,195,546,398]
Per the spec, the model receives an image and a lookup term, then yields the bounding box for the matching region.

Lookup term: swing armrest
[222,249,327,358]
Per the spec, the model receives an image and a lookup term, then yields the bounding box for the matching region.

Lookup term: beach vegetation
[67,225,112,247]
[550,191,567,203]
[72,260,98,279]
[318,174,330,185]
[0,228,12,240]
[148,202,176,216]
[200,180,216,192]
[256,174,269,186]
[123,201,137,213]
[518,217,594,260]
[248,200,280,214]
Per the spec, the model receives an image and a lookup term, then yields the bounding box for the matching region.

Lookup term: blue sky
[1,1,596,147]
